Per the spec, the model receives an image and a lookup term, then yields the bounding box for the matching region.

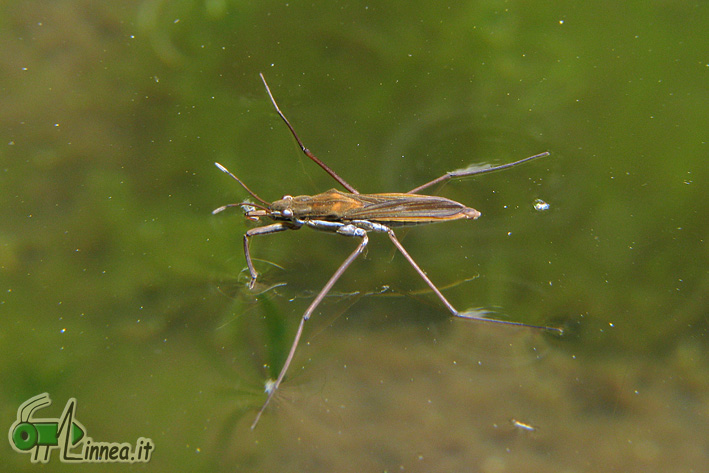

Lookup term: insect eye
[282,208,293,218]
[282,195,293,201]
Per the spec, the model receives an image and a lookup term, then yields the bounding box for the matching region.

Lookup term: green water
[1,1,706,471]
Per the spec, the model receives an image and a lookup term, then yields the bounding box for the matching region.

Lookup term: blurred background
[1,1,706,471]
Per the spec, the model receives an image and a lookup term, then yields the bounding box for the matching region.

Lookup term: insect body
[272,189,481,224]
[214,74,560,429]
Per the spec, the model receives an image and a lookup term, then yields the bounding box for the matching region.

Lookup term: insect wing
[341,193,479,224]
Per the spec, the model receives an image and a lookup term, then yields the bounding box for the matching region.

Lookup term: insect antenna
[212,201,270,215]
[214,162,270,206]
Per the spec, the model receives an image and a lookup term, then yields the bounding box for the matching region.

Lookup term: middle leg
[250,230,370,429]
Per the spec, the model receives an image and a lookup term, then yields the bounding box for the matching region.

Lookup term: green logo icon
[9,393,154,464]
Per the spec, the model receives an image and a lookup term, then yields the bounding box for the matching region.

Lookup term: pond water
[2,2,706,472]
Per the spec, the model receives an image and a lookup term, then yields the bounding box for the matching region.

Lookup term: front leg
[244,222,300,289]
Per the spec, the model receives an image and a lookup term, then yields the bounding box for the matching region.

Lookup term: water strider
[214,73,562,429]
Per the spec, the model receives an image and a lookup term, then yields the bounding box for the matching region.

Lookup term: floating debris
[533,199,550,211]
